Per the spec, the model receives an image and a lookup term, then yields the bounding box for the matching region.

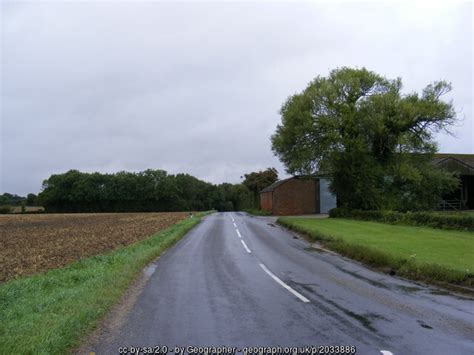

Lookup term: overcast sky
[1,0,473,195]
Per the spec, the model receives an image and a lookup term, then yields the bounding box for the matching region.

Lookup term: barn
[260,154,474,215]
[259,176,337,215]
[434,154,474,210]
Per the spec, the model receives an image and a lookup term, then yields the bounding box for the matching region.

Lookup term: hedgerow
[329,208,474,232]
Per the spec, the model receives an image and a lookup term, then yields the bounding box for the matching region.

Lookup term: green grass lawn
[0,212,211,354]
[278,217,474,286]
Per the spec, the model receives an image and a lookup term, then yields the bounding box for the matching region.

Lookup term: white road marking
[233,222,237,228]
[380,351,393,355]
[259,263,310,303]
[236,229,242,238]
[240,240,252,253]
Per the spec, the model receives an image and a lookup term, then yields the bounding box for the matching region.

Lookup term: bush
[406,212,474,231]
[328,207,349,218]
[328,208,474,232]
[0,206,11,214]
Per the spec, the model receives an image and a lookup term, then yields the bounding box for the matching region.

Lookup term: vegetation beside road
[0,212,212,354]
[278,217,474,288]
[242,208,272,216]
[434,210,474,217]
[329,208,474,232]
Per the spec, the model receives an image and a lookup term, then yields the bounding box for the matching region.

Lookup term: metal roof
[432,154,474,169]
[433,154,474,175]
[259,177,293,193]
[259,175,325,193]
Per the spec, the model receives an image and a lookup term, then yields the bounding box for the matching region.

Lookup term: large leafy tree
[271,67,458,210]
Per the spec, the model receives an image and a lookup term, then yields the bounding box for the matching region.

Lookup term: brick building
[259,176,336,215]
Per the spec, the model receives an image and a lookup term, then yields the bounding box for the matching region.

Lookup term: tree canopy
[242,168,278,208]
[271,67,458,211]
[0,193,26,206]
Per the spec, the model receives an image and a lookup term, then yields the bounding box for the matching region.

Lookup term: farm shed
[259,176,336,215]
[434,154,474,210]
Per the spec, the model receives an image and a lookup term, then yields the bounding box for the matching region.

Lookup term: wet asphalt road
[88,212,474,355]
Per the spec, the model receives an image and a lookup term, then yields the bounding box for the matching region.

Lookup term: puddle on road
[289,279,384,334]
[331,263,390,289]
[396,285,422,293]
[304,246,326,253]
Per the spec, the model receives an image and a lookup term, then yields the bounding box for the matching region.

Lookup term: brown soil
[0,212,188,282]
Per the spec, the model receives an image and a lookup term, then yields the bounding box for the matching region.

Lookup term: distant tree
[211,183,253,211]
[230,184,253,211]
[272,67,458,210]
[242,168,278,208]
[0,193,26,206]
[26,193,37,206]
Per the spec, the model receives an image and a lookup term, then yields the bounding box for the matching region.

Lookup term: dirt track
[0,212,188,281]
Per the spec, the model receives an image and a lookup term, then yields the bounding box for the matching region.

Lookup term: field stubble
[0,212,188,281]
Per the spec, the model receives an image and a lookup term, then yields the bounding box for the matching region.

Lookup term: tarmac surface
[85,212,474,355]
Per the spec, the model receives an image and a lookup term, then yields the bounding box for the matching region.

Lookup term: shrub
[328,207,349,218]
[0,206,11,214]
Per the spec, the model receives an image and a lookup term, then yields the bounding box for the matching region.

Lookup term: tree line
[30,168,278,213]
[0,193,38,207]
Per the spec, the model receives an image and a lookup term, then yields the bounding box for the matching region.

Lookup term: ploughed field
[0,212,188,282]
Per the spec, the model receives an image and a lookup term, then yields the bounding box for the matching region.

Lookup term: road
[85,212,474,355]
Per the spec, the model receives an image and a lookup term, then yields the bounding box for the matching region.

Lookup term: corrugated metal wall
[319,178,337,213]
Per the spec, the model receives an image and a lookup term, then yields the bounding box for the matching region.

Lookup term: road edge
[276,218,474,298]
[73,211,214,354]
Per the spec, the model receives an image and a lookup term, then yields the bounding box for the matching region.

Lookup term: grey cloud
[1,1,473,195]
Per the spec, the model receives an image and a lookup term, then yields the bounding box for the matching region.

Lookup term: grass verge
[0,212,211,354]
[242,208,272,216]
[278,217,474,289]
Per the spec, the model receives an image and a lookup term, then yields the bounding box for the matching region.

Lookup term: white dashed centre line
[236,229,242,238]
[240,240,252,253]
[259,263,310,303]
[233,222,237,228]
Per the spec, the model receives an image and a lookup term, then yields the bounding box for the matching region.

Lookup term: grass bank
[278,217,474,289]
[242,208,272,216]
[0,212,211,354]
